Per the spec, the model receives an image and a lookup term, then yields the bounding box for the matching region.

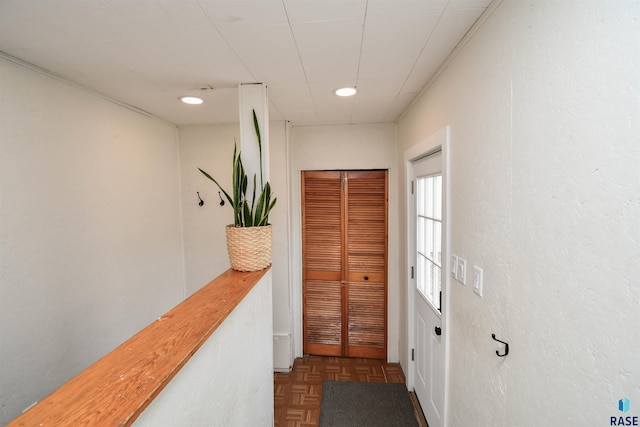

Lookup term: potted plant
[198,109,276,271]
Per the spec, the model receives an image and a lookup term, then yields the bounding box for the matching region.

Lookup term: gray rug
[319,381,420,427]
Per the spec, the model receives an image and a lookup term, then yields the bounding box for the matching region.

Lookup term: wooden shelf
[8,268,270,427]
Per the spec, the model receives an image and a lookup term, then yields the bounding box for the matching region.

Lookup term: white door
[412,152,445,427]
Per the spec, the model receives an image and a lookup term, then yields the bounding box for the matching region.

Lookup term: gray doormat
[319,381,420,427]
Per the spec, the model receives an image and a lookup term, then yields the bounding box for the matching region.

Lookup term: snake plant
[198,110,277,227]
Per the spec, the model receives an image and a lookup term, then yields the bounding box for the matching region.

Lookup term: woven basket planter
[225,224,272,272]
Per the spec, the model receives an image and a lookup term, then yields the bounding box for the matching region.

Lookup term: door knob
[364,276,369,281]
[434,326,442,336]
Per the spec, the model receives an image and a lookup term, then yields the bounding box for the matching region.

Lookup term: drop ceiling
[0,0,492,126]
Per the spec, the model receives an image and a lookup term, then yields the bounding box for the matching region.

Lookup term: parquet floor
[274,355,428,427]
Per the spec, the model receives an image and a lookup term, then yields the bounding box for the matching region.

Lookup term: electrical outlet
[451,255,459,279]
[457,258,467,285]
[473,265,483,297]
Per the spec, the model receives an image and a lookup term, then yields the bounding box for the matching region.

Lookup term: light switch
[473,266,483,297]
[457,258,467,285]
[451,255,459,279]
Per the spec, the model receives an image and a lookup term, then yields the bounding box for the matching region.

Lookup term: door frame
[405,126,451,427]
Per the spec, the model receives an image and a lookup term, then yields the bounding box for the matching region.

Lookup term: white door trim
[404,126,451,427]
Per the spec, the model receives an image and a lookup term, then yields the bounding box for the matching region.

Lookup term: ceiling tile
[358,12,440,81]
[46,1,143,42]
[366,0,448,16]
[300,53,359,84]
[90,38,190,90]
[351,105,389,124]
[357,53,413,81]
[448,0,493,10]
[0,37,22,52]
[196,0,288,28]
[355,78,403,100]
[283,0,366,23]
[362,13,439,54]
[220,24,305,84]
[155,30,254,87]
[267,82,315,111]
[105,0,213,35]
[292,18,364,60]
[0,2,77,49]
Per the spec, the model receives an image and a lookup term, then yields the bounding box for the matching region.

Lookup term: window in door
[416,174,442,311]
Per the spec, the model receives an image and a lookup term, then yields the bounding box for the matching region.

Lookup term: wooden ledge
[8,268,270,427]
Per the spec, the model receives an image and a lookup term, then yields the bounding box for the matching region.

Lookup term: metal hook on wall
[197,192,204,206]
[218,191,225,206]
[491,333,509,357]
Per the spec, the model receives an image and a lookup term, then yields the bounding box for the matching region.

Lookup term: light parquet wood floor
[274,356,428,427]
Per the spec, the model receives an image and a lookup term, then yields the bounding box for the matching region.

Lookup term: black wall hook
[491,333,509,357]
[197,192,204,206]
[218,191,225,206]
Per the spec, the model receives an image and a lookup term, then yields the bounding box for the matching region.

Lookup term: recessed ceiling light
[180,96,204,105]
[335,87,357,97]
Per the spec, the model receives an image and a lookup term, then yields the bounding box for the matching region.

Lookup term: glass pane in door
[416,174,443,311]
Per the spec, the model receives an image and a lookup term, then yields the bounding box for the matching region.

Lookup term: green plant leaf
[243,200,252,227]
[233,148,243,226]
[254,189,266,226]
[261,198,277,226]
[254,183,277,226]
[251,173,257,220]
[253,109,264,189]
[197,168,233,206]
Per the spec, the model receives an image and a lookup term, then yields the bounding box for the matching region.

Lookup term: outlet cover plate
[451,255,459,280]
[457,258,467,285]
[473,265,483,297]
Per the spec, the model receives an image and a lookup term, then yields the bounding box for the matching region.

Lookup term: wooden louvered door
[302,170,387,359]
[344,171,387,358]
[302,171,343,356]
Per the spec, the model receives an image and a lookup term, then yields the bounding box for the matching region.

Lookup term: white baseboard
[273,334,292,372]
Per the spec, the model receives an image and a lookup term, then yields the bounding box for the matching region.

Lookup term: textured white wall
[290,123,400,361]
[398,1,640,425]
[133,271,274,427]
[0,58,185,424]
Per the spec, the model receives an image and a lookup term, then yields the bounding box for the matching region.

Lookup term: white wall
[0,58,185,424]
[397,1,640,425]
[269,122,294,369]
[290,123,400,361]
[178,121,292,367]
[178,123,239,293]
[133,271,274,427]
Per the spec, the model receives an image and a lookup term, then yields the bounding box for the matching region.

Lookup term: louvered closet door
[302,170,387,359]
[302,171,343,356]
[345,171,387,359]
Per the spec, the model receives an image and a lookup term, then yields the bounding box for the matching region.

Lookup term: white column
[238,83,269,199]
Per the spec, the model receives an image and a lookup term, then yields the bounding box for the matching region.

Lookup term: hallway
[274,356,427,426]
